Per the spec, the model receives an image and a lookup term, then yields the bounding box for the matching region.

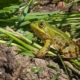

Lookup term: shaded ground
[29,0,80,13]
[0,0,80,80]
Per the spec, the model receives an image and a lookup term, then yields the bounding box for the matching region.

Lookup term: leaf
[25,33,33,40]
[65,31,71,38]
[51,73,60,80]
[0,0,22,9]
[47,65,58,71]
[16,29,33,40]
[17,6,29,22]
[5,39,13,45]
[17,0,33,22]
[19,21,30,27]
[17,14,25,22]
[23,6,29,15]
[31,67,43,73]
[20,50,35,57]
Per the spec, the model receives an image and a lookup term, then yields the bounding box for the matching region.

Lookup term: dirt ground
[0,0,80,80]
[29,0,80,13]
[0,44,80,80]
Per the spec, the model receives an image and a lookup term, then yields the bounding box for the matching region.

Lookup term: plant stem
[58,54,70,80]
[0,28,56,56]
[64,61,80,75]
[70,59,80,67]
[0,28,37,51]
[0,40,26,50]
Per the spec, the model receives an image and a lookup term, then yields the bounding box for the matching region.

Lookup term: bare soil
[0,44,80,80]
[29,0,80,13]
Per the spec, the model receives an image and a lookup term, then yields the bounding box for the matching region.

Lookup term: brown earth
[0,44,80,80]
[29,0,80,13]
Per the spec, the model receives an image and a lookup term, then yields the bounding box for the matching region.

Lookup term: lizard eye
[38,22,44,28]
